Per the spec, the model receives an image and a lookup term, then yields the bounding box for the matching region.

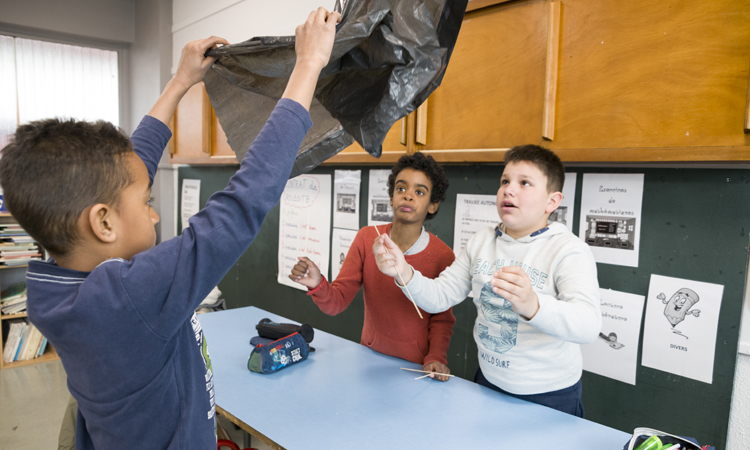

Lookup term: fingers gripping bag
[247,332,310,374]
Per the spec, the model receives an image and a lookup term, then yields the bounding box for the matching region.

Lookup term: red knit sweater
[308,223,456,365]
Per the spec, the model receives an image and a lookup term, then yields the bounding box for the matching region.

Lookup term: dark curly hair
[387,152,449,220]
[0,118,133,256]
[504,145,564,193]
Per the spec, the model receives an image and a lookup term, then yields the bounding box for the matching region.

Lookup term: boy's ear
[428,201,440,215]
[545,191,563,214]
[88,203,117,243]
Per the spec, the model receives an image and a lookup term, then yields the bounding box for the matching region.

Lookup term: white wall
[0,0,134,45]
[171,0,338,73]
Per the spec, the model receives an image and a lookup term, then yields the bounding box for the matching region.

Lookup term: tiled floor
[0,359,70,449]
[0,359,274,450]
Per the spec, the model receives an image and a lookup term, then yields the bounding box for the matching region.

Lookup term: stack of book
[1,282,27,315]
[2,320,48,363]
[0,224,42,266]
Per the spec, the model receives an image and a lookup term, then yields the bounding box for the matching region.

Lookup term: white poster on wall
[331,228,358,281]
[578,173,644,267]
[453,194,500,256]
[277,174,332,291]
[367,169,393,226]
[181,179,201,230]
[549,172,577,233]
[641,274,724,384]
[333,170,361,231]
[581,289,645,385]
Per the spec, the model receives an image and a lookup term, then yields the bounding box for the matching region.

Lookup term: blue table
[200,307,630,449]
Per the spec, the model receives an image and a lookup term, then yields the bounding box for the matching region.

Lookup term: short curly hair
[0,118,134,256]
[387,152,449,220]
[504,145,564,193]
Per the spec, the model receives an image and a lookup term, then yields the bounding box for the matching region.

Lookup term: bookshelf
[0,214,58,369]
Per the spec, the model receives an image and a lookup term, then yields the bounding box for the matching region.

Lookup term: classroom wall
[0,0,134,45]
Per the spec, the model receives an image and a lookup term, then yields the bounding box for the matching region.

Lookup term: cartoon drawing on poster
[453,194,500,256]
[367,169,393,226]
[578,173,644,267]
[331,228,357,281]
[277,174,332,292]
[333,170,361,230]
[581,289,645,385]
[642,274,724,384]
[548,173,577,232]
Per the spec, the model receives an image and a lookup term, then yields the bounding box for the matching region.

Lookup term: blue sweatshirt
[25,99,312,450]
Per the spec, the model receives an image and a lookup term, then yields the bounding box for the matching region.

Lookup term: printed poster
[578,173,644,267]
[333,170,361,230]
[331,228,357,281]
[277,174,332,291]
[453,194,500,256]
[581,289,645,385]
[367,169,393,226]
[641,274,724,384]
[180,179,201,230]
[549,172,577,233]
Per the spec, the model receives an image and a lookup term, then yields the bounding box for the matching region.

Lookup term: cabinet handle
[400,117,407,145]
[543,0,562,141]
[745,68,750,133]
[202,88,212,155]
[415,99,428,145]
[168,115,176,156]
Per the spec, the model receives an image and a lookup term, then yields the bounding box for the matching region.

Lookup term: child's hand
[372,234,413,285]
[288,256,322,288]
[173,36,229,92]
[295,7,341,73]
[490,266,540,319]
[423,361,451,382]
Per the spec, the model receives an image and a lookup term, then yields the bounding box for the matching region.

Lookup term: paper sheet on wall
[453,194,500,256]
[180,179,201,230]
[331,228,358,281]
[581,289,645,385]
[367,169,393,226]
[578,173,644,267]
[549,172,577,232]
[277,174,332,291]
[333,170,361,230]
[641,274,723,384]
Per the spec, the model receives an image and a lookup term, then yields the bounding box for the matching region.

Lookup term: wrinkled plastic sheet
[204,0,468,178]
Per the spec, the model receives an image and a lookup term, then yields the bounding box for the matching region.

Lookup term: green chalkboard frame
[179,163,749,449]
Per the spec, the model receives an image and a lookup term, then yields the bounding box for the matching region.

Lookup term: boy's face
[390,168,438,225]
[496,161,560,239]
[115,153,160,260]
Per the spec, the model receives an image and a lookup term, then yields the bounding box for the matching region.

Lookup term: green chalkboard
[179,164,749,449]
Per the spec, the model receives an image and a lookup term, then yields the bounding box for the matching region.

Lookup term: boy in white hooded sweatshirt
[373,145,601,417]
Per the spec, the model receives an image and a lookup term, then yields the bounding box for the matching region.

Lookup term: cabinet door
[170,82,211,163]
[551,0,750,160]
[418,0,551,153]
[211,111,239,163]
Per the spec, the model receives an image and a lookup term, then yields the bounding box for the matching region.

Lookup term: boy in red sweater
[289,153,455,380]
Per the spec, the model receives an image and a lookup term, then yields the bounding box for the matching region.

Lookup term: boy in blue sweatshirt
[0,8,339,450]
[373,146,601,417]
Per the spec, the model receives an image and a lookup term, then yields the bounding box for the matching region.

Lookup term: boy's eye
[501,180,509,185]
[396,186,405,192]
[416,190,424,196]
[147,197,155,206]
[522,181,531,186]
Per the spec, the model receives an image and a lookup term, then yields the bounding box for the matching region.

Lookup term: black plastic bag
[204,0,468,178]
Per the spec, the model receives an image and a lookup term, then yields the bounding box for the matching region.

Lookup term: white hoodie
[401,222,601,395]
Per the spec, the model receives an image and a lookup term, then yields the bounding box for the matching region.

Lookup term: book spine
[13,323,27,361]
[2,322,19,363]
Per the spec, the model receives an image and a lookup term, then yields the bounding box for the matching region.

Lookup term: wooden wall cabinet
[169,0,750,166]
[329,0,750,165]
[169,82,239,165]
